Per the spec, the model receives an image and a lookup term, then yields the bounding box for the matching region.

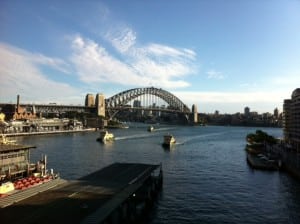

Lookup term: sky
[1,0,300,114]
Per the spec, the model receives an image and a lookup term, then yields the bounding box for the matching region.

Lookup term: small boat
[162,134,176,147]
[148,126,154,132]
[0,181,14,194]
[97,130,114,142]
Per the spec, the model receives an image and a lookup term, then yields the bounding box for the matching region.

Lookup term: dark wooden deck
[0,163,160,224]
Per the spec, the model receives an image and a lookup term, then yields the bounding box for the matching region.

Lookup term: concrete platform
[247,153,279,170]
[0,163,161,224]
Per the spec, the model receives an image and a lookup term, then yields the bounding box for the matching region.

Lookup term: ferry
[148,126,154,132]
[97,130,114,143]
[0,135,58,196]
[162,134,176,147]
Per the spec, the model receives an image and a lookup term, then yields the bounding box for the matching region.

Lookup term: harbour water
[18,125,300,223]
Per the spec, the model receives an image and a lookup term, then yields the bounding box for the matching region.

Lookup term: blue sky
[1,0,300,113]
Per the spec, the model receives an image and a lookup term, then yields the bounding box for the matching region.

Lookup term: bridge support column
[95,93,106,117]
[192,104,198,124]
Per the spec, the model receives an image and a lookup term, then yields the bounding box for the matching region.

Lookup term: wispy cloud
[105,27,136,53]
[239,82,258,88]
[271,74,300,87]
[31,53,71,74]
[143,43,196,60]
[206,69,224,80]
[71,28,196,88]
[71,36,143,84]
[0,43,81,104]
[0,43,70,75]
[173,90,290,113]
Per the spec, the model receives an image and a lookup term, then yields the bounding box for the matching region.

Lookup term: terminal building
[0,138,37,181]
[283,88,300,151]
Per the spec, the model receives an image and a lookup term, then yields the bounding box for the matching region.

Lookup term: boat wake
[179,132,228,144]
[154,127,176,132]
[115,133,154,141]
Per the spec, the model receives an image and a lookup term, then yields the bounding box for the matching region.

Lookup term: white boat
[97,130,114,142]
[148,126,154,132]
[162,134,176,147]
[0,181,14,194]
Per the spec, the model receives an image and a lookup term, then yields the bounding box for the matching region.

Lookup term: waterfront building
[1,95,37,121]
[2,118,83,134]
[244,107,250,117]
[132,100,143,117]
[0,141,36,181]
[283,88,300,151]
[274,107,279,119]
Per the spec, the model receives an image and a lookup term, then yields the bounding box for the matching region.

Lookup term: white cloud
[144,43,196,60]
[271,74,300,87]
[106,27,136,53]
[71,36,142,84]
[173,90,291,113]
[239,82,258,88]
[206,69,224,80]
[70,33,196,89]
[0,43,82,104]
[33,53,71,74]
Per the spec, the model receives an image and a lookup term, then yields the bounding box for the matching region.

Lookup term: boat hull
[97,131,114,143]
[162,135,176,148]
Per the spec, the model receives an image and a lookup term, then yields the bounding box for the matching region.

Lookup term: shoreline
[246,139,300,181]
[3,128,97,137]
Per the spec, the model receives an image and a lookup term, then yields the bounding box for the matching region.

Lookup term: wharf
[246,153,279,170]
[4,128,96,137]
[0,163,162,224]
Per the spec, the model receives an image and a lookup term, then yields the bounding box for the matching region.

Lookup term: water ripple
[21,125,300,224]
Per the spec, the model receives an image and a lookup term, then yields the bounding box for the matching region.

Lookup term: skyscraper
[283,88,300,151]
[244,106,250,117]
[274,107,279,119]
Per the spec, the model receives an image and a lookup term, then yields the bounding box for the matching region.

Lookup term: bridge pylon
[95,93,105,117]
[192,104,198,124]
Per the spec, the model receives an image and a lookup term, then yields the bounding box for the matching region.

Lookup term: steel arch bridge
[105,87,190,117]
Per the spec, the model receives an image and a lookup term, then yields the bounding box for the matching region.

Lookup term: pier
[4,128,96,137]
[0,163,163,224]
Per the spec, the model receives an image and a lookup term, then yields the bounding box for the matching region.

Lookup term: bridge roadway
[0,163,161,224]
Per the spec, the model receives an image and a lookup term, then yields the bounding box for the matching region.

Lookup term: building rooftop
[0,144,36,153]
[292,88,300,98]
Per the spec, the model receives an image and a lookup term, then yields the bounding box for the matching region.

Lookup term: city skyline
[1,0,300,113]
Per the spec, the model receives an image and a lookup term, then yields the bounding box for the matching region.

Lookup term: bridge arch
[105,87,190,113]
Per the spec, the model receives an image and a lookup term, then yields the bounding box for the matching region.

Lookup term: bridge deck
[0,163,160,224]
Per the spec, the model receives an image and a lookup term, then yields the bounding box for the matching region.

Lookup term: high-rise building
[274,107,279,119]
[85,94,95,107]
[244,106,250,117]
[95,93,105,117]
[283,88,300,151]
